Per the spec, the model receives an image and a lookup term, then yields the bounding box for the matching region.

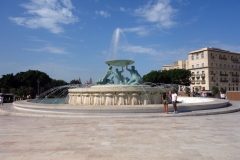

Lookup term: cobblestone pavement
[0,103,240,160]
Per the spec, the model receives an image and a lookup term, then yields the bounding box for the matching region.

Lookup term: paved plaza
[0,103,240,160]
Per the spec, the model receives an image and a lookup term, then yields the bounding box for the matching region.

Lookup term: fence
[226,91,240,100]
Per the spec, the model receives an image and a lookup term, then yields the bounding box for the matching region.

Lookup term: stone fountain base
[68,85,171,105]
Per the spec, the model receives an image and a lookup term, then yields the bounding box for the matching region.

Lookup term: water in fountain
[105,28,134,67]
[107,28,133,61]
[29,84,84,104]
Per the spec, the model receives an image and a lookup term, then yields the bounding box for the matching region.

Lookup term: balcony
[211,80,216,83]
[201,80,206,84]
[191,80,195,84]
[220,80,228,82]
[220,73,228,76]
[232,74,239,77]
[191,74,195,77]
[195,74,200,77]
[196,80,200,84]
[232,80,240,83]
[210,73,215,76]
[201,74,205,77]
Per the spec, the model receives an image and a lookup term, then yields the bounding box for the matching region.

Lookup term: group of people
[162,90,178,114]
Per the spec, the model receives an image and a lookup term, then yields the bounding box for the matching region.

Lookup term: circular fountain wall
[68,85,172,105]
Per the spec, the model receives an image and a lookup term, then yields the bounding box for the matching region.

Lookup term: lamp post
[37,79,40,96]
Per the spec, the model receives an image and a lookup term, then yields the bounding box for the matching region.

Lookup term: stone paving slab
[0,109,240,159]
[0,102,240,159]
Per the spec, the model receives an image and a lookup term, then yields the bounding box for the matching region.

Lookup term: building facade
[162,60,188,70]
[162,47,240,91]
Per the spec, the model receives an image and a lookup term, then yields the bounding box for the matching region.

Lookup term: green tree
[142,69,191,85]
[212,86,219,96]
[220,87,226,94]
[70,79,81,84]
[142,70,161,83]
[0,70,67,98]
[0,73,15,91]
[14,70,51,88]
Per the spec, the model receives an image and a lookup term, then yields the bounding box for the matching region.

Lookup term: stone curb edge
[0,103,240,118]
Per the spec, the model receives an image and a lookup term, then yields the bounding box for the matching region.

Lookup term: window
[191,55,194,60]
[192,65,194,68]
[216,63,217,66]
[220,64,222,67]
[211,63,213,66]
[196,54,199,59]
[224,64,226,67]
[196,64,199,67]
[201,53,204,58]
[202,63,204,67]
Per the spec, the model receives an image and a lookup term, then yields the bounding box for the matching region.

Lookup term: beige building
[162,47,240,92]
[162,60,188,70]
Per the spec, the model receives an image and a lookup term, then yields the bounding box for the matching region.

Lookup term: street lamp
[37,79,40,96]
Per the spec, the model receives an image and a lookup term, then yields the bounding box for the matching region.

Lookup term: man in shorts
[171,90,178,114]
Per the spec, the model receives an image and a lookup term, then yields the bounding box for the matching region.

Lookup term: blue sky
[1,0,240,83]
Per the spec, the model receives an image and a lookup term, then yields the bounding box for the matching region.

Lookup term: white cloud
[124,45,158,55]
[95,11,110,18]
[120,7,126,12]
[123,26,150,36]
[9,0,78,34]
[134,0,177,28]
[23,46,68,54]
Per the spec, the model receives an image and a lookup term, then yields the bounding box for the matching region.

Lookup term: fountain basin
[105,60,134,66]
[68,85,171,105]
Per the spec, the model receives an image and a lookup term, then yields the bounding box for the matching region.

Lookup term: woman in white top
[171,90,178,114]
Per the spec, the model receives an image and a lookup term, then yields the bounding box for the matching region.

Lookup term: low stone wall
[68,85,171,106]
[12,97,229,113]
[227,91,240,100]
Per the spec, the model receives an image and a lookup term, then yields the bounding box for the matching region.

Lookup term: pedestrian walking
[171,90,178,114]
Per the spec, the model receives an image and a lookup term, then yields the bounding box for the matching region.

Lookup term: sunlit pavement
[0,103,240,160]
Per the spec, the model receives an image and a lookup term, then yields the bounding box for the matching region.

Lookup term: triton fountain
[68,28,171,106]
[8,28,230,116]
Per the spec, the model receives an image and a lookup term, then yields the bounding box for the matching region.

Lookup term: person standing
[171,90,178,114]
[162,93,169,114]
[0,96,3,105]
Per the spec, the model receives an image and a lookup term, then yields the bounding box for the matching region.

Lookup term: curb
[0,102,239,118]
